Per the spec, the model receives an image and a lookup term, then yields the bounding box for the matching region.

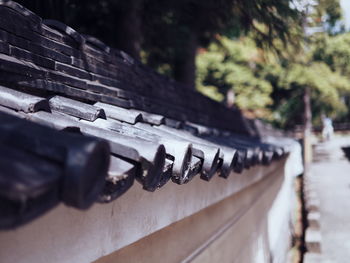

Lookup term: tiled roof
[0,0,294,229]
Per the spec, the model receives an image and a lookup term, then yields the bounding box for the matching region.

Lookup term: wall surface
[96,142,302,263]
[0,142,302,263]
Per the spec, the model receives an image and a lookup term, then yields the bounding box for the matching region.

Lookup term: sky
[340,0,350,29]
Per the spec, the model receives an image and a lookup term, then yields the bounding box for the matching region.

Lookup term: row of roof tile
[0,0,294,229]
[0,84,292,229]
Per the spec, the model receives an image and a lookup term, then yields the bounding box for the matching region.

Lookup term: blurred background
[15,0,350,133]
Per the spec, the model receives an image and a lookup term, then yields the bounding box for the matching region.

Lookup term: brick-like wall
[0,1,254,135]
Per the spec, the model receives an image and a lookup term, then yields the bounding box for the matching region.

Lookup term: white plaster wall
[187,142,302,263]
[188,163,285,263]
[0,141,302,263]
[267,141,303,262]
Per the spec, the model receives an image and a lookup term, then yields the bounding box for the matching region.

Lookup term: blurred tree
[195,0,350,129]
[196,36,273,117]
[15,0,350,130]
[313,33,350,75]
[17,0,300,88]
[312,0,343,33]
[142,0,300,88]
[312,32,350,123]
[273,62,350,128]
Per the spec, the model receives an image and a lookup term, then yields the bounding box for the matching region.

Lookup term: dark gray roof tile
[29,111,166,192]
[164,118,183,129]
[130,109,165,125]
[49,95,106,121]
[136,123,220,181]
[158,159,173,188]
[98,156,135,203]
[0,0,42,27]
[0,28,72,64]
[0,53,45,78]
[0,85,49,112]
[84,118,195,185]
[83,34,110,54]
[95,102,142,124]
[41,24,77,47]
[0,40,9,55]
[0,105,23,117]
[55,61,91,80]
[9,45,56,69]
[0,144,60,229]
[43,19,85,46]
[0,111,110,210]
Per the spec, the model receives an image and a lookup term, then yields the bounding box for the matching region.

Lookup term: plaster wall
[0,142,302,263]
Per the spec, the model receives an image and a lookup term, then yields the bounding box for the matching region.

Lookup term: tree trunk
[303,86,312,165]
[173,32,198,89]
[113,1,143,60]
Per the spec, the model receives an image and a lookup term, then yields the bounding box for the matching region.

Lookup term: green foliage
[313,33,350,75]
[196,37,273,113]
[141,0,301,82]
[275,61,350,127]
[196,32,350,128]
[196,0,350,129]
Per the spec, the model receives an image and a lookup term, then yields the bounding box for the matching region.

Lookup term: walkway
[305,135,350,262]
